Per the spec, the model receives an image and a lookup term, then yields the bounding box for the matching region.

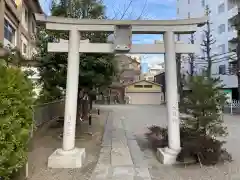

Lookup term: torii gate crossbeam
[35,14,207,168]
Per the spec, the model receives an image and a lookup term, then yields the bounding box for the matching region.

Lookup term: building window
[218,44,226,54]
[188,0,190,4]
[218,24,226,34]
[188,12,190,18]
[4,19,16,44]
[218,3,225,14]
[219,65,226,75]
[144,85,153,88]
[24,9,28,23]
[22,7,28,30]
[177,34,180,41]
[134,85,143,88]
[32,21,35,34]
[201,0,205,7]
[177,8,179,14]
[228,22,233,31]
[23,43,27,54]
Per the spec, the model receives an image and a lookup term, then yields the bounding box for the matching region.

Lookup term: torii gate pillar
[156,31,181,164]
[48,29,86,168]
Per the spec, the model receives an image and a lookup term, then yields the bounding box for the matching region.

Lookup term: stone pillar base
[48,148,86,168]
[156,147,180,165]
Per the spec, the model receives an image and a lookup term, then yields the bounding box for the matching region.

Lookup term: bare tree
[188,33,195,76]
[176,53,184,101]
[200,5,216,78]
[109,0,148,20]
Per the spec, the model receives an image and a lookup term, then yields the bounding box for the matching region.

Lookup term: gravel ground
[26,109,108,180]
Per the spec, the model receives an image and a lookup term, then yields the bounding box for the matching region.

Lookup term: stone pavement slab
[97,147,111,166]
[90,110,151,180]
[111,147,133,166]
[96,105,240,180]
[128,140,148,168]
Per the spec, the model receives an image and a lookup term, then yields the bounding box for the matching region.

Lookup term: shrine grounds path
[91,105,240,180]
[27,105,240,180]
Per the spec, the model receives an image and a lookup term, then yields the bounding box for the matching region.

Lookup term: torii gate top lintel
[35,13,208,54]
[35,13,207,34]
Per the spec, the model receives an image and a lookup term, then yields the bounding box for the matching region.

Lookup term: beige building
[125,80,164,105]
[0,0,43,59]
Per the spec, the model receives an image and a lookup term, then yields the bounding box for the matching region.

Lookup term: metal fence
[224,100,240,115]
[33,99,65,127]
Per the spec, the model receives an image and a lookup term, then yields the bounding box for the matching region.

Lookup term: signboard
[114,25,132,52]
[222,89,232,103]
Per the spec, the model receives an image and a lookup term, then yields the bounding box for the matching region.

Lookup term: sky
[39,0,176,67]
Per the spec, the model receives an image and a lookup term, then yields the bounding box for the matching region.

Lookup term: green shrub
[180,76,227,137]
[0,62,34,179]
[145,126,232,165]
[145,76,232,166]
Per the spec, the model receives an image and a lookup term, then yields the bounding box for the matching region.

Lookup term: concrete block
[48,148,85,168]
[156,147,180,165]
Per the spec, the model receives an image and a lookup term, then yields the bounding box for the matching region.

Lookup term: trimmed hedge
[0,62,34,179]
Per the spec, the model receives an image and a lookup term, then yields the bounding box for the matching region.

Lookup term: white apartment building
[177,0,239,99]
[149,63,165,75]
[141,63,165,82]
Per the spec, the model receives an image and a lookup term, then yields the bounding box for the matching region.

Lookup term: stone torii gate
[35,14,207,168]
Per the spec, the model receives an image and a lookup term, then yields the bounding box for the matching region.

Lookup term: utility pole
[237,33,240,100]
[234,11,240,100]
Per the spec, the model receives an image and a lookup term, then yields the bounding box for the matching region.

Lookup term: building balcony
[212,74,238,88]
[228,5,239,20]
[228,51,237,63]
[228,29,238,42]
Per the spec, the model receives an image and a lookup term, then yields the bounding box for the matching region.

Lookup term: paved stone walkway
[91,105,240,180]
[90,110,151,180]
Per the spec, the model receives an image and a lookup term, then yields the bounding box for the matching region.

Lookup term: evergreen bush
[145,75,232,165]
[0,61,34,179]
